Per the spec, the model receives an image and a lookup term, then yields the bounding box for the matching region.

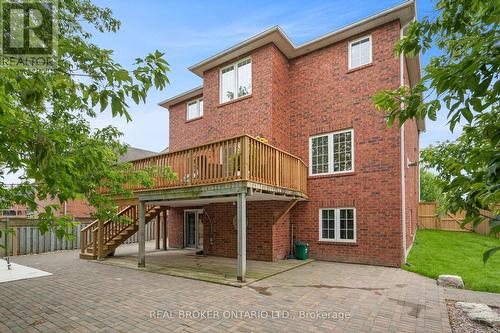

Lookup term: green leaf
[483,246,500,264]
[115,69,131,83]
[99,92,108,112]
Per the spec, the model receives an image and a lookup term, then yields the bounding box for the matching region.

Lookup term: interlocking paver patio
[1,244,498,332]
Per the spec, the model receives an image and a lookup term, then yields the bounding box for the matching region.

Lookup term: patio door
[184,210,203,249]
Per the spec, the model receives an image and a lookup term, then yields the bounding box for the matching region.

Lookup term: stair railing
[80,205,161,257]
[80,205,134,255]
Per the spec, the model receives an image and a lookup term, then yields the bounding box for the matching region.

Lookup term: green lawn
[404,229,500,293]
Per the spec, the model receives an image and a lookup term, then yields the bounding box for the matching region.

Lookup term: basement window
[348,35,372,69]
[319,208,356,242]
[187,98,203,120]
[220,58,252,103]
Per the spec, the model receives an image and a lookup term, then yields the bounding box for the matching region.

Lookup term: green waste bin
[295,241,309,260]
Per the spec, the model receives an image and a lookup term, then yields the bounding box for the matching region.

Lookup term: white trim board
[188,1,416,77]
[0,259,52,283]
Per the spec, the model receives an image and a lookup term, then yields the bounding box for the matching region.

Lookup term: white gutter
[157,85,203,109]
[188,1,415,76]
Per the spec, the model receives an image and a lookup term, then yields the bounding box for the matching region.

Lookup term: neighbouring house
[0,146,160,221]
[80,1,423,282]
[0,192,93,220]
[119,146,159,163]
[0,203,31,218]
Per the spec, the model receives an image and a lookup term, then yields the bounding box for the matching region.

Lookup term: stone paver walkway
[1,248,498,332]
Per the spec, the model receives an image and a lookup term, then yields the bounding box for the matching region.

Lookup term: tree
[372,0,499,261]
[0,0,173,242]
[420,168,441,202]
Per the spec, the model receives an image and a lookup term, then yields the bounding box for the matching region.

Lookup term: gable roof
[159,1,419,110]
[159,146,170,154]
[119,147,158,163]
[158,86,203,110]
[188,1,417,80]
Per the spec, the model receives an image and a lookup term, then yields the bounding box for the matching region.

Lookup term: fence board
[418,202,498,238]
[1,220,158,256]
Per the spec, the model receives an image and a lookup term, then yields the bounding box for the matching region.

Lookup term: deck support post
[162,209,168,251]
[97,218,104,260]
[138,201,146,267]
[236,192,247,282]
[155,214,160,250]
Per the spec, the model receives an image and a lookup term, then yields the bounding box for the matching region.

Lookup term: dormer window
[220,58,252,104]
[348,35,372,70]
[187,98,203,120]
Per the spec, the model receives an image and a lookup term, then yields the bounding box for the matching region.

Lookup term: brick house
[80,1,423,281]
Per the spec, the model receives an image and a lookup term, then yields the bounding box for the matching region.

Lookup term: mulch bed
[447,300,500,333]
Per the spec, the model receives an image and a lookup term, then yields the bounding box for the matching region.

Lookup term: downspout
[400,23,408,264]
[417,132,421,202]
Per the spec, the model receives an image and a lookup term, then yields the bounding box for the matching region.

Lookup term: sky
[87,0,461,153]
[3,0,461,184]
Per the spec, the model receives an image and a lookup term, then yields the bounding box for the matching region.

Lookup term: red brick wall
[272,210,291,261]
[203,202,272,261]
[169,45,279,152]
[167,207,184,248]
[164,20,418,267]
[270,46,291,150]
[287,21,405,266]
[35,197,94,218]
[203,201,291,261]
[1,203,28,217]
[165,202,290,261]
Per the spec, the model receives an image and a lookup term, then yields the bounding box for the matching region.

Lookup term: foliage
[404,230,500,293]
[255,136,268,144]
[0,0,173,243]
[419,168,441,202]
[372,0,499,261]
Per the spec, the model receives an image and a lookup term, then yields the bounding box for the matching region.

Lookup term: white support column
[237,192,247,282]
[138,201,146,267]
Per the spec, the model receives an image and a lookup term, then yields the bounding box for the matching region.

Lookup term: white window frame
[219,57,252,104]
[348,34,372,70]
[319,208,356,243]
[309,129,355,176]
[186,97,203,120]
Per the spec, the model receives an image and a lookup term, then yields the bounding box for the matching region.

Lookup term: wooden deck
[123,135,308,198]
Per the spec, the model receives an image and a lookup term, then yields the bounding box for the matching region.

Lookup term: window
[309,129,354,176]
[349,35,371,69]
[311,135,329,175]
[332,130,353,172]
[187,98,203,120]
[319,208,356,242]
[220,58,252,103]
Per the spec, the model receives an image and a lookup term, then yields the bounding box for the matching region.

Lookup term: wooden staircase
[80,205,164,260]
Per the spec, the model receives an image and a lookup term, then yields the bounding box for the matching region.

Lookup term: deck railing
[126,135,308,195]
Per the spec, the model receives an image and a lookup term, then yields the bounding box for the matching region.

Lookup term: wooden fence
[0,220,156,256]
[418,202,499,238]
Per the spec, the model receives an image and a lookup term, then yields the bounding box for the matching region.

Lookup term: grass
[404,229,500,293]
